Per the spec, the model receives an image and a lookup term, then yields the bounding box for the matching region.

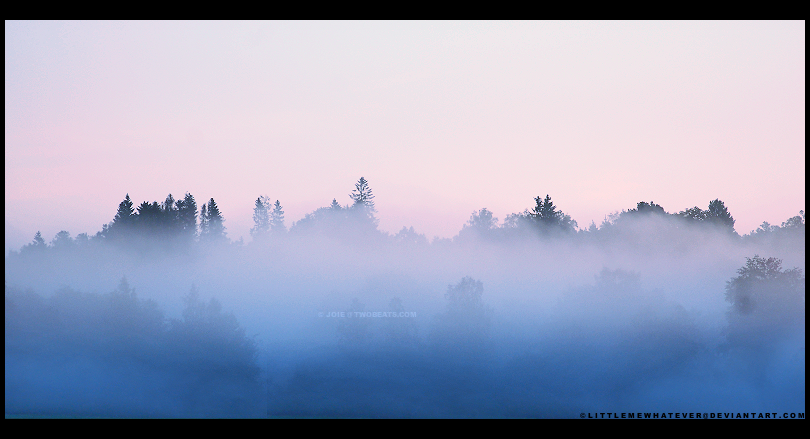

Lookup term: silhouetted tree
[74,233,90,247]
[725,255,805,354]
[21,231,48,254]
[175,193,198,241]
[251,196,271,239]
[725,256,804,317]
[528,195,577,233]
[200,198,226,243]
[136,201,163,235]
[350,177,375,212]
[106,194,136,240]
[50,231,74,250]
[113,194,135,227]
[161,194,180,236]
[781,210,805,230]
[459,208,499,241]
[199,203,208,237]
[622,201,669,218]
[705,199,736,234]
[289,203,346,236]
[270,200,286,234]
[678,206,707,222]
[172,284,259,381]
[431,276,492,351]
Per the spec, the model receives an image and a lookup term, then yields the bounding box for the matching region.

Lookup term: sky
[5,21,805,252]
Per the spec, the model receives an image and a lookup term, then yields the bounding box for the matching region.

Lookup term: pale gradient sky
[5,21,805,252]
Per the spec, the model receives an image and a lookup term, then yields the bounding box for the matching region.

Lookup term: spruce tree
[528,194,576,233]
[251,196,270,239]
[529,195,560,226]
[111,194,136,233]
[200,203,208,238]
[176,193,198,240]
[348,177,378,230]
[162,194,179,235]
[31,231,47,250]
[202,198,226,242]
[136,201,162,235]
[350,177,376,212]
[105,194,137,240]
[270,200,286,233]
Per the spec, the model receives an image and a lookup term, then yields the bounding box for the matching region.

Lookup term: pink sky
[5,21,805,252]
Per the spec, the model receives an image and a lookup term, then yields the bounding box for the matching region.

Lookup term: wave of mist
[5,188,805,417]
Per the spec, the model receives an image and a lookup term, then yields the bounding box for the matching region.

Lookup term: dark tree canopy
[201,198,226,243]
[527,195,576,233]
[631,201,667,216]
[113,194,135,227]
[675,199,736,234]
[679,206,707,221]
[445,276,485,311]
[106,194,136,240]
[724,255,805,353]
[251,196,270,239]
[270,200,286,234]
[469,208,498,231]
[725,255,804,316]
[350,177,376,212]
[175,193,198,240]
[21,231,48,254]
[705,199,735,233]
[50,231,74,250]
[430,276,493,352]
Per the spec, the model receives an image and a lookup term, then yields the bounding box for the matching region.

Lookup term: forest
[5,177,806,418]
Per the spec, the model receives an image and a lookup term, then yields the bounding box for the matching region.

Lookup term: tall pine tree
[350,177,376,212]
[270,200,286,233]
[527,194,576,233]
[200,203,208,238]
[201,198,226,243]
[107,194,136,240]
[251,196,270,239]
[176,193,198,240]
[348,177,378,230]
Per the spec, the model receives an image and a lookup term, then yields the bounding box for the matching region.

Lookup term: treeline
[271,257,805,417]
[11,176,806,255]
[5,278,262,417]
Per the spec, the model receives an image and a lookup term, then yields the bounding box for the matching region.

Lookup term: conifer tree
[161,194,179,235]
[136,201,162,234]
[30,231,47,250]
[348,177,378,230]
[251,196,270,239]
[527,194,576,233]
[202,198,226,242]
[350,177,376,212]
[111,194,136,235]
[200,203,208,238]
[270,200,286,233]
[176,193,198,240]
[113,194,135,224]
